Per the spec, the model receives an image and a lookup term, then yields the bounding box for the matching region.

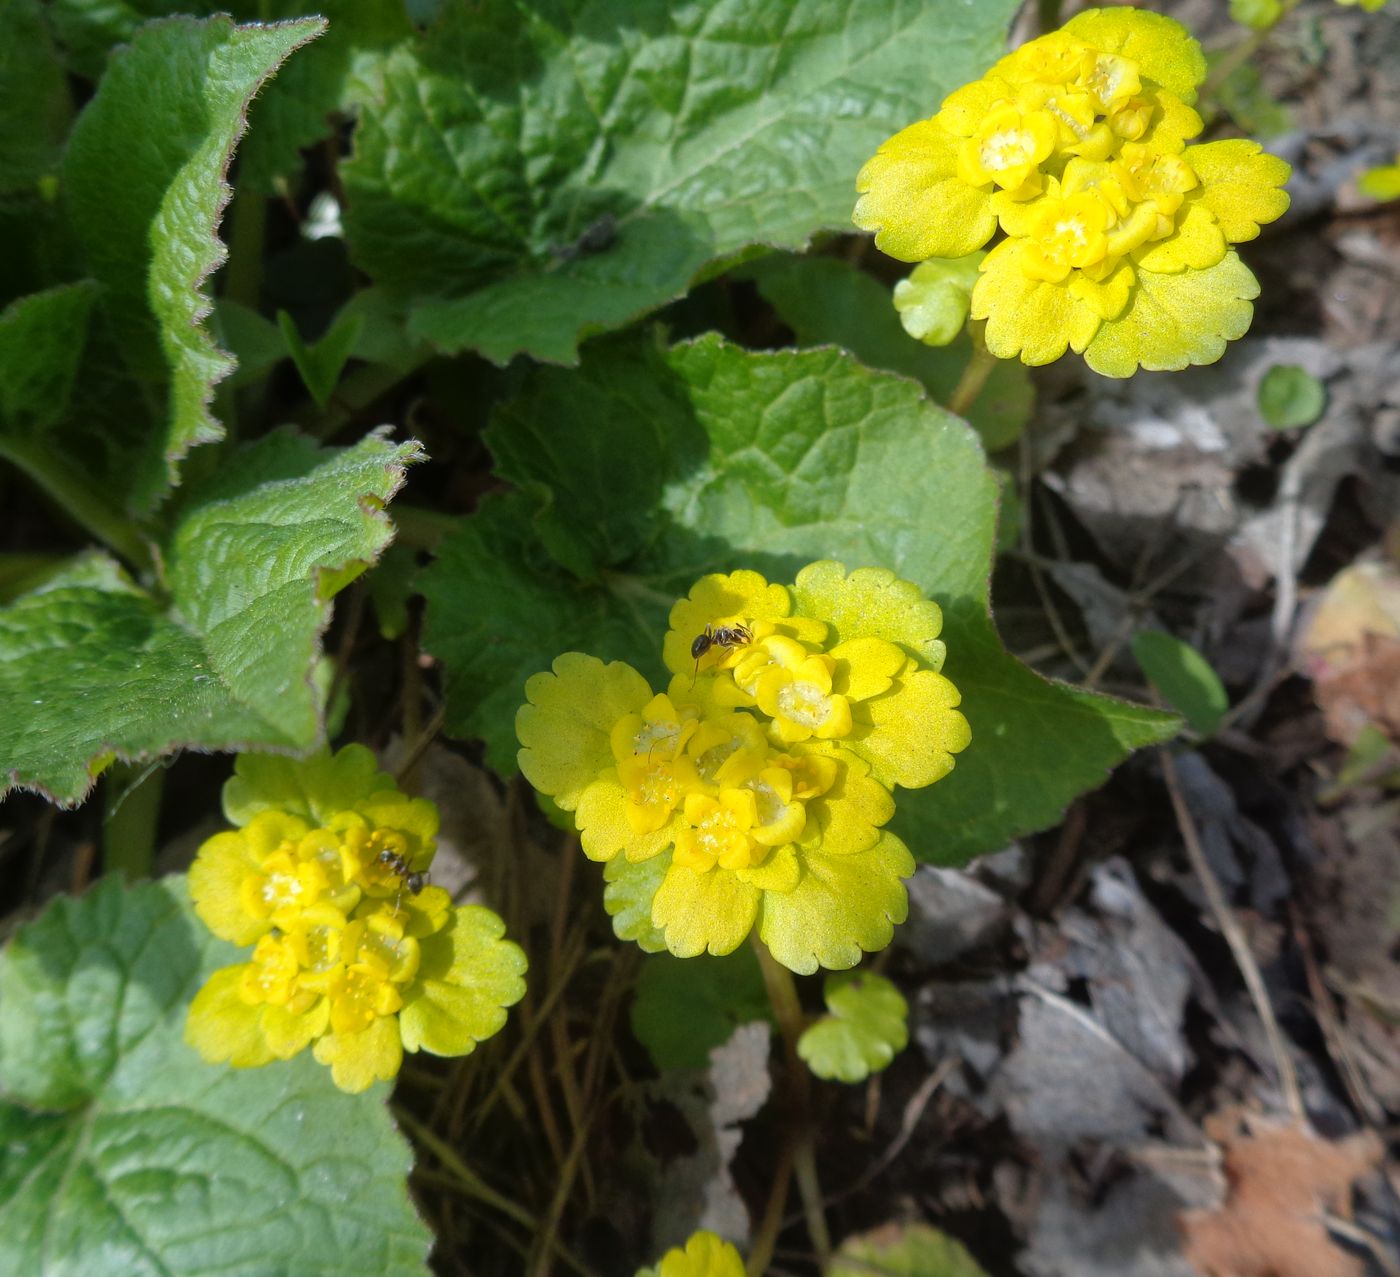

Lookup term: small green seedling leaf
[0,876,431,1275]
[278,307,365,408]
[1359,161,1400,202]
[830,1222,990,1277]
[1229,0,1283,30]
[893,255,984,348]
[1257,363,1326,430]
[632,949,771,1071]
[797,971,908,1083]
[1131,629,1228,736]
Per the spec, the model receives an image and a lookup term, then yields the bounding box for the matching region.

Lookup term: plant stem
[103,761,164,879]
[1198,0,1302,108]
[0,438,152,574]
[307,356,430,443]
[947,325,997,420]
[752,936,832,1269]
[223,190,266,312]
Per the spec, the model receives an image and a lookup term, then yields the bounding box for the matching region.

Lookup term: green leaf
[0,283,99,434]
[421,334,1177,865]
[279,307,365,408]
[830,1222,990,1277]
[797,971,908,1083]
[0,430,420,805]
[631,949,771,1071]
[50,1,411,190]
[0,876,432,1275]
[341,0,1020,365]
[61,14,325,509]
[744,253,1032,451]
[1257,363,1327,430]
[0,0,72,196]
[1130,629,1228,737]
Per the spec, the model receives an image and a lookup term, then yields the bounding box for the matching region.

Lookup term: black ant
[690,622,752,685]
[378,848,426,912]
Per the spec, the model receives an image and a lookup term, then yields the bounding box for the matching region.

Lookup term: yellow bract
[517,564,971,973]
[853,6,1291,376]
[185,745,526,1093]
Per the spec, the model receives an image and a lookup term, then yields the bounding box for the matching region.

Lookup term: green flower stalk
[185,745,526,1093]
[516,563,971,974]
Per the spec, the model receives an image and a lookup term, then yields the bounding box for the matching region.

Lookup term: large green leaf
[0,283,98,434]
[49,0,413,192]
[341,0,1020,365]
[743,252,1033,451]
[0,876,431,1276]
[0,430,420,806]
[0,0,71,197]
[420,334,1176,865]
[60,14,325,509]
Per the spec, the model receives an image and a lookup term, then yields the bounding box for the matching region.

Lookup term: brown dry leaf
[1179,1111,1383,1277]
[1299,562,1400,746]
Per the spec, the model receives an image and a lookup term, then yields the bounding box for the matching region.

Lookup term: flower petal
[973,240,1102,365]
[575,775,680,862]
[517,653,653,809]
[854,118,998,261]
[663,570,792,677]
[1083,249,1259,377]
[1134,201,1226,272]
[758,834,915,975]
[652,863,760,958]
[802,750,895,855]
[1184,139,1291,243]
[792,561,946,671]
[313,1017,403,1094]
[400,904,527,1056]
[603,851,671,952]
[223,743,392,827]
[188,830,272,946]
[853,667,971,790]
[260,999,329,1059]
[184,965,275,1068]
[1062,8,1206,102]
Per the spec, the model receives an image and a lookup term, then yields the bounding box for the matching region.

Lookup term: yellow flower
[1359,154,1400,202]
[518,563,969,973]
[854,7,1291,376]
[638,1231,746,1277]
[184,746,526,1093]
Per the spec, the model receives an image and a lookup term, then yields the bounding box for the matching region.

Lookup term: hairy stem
[0,438,152,574]
[947,325,998,420]
[103,761,164,880]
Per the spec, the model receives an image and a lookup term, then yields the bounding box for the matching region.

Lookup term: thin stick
[1160,749,1305,1123]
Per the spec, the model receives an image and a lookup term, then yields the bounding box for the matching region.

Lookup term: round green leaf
[796,971,908,1083]
[831,1222,990,1277]
[1257,363,1326,430]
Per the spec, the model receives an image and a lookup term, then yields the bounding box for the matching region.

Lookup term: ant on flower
[690,621,752,685]
[378,848,426,914]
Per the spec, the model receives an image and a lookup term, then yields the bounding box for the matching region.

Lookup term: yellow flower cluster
[854,7,1291,376]
[517,563,971,974]
[185,746,526,1093]
[638,1231,745,1277]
